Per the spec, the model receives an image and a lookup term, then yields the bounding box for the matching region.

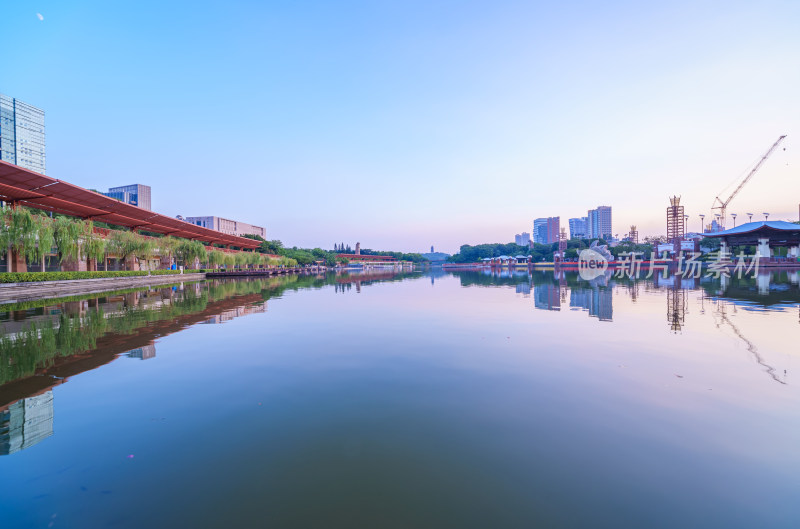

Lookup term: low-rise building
[104,184,152,210]
[184,216,266,239]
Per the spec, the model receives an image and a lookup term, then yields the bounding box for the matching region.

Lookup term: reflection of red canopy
[0,160,260,249]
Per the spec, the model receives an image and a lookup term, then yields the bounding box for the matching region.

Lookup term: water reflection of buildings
[334,270,408,294]
[1,391,54,455]
[202,304,267,324]
[534,283,560,311]
[570,287,613,321]
[650,271,796,382]
[125,344,157,360]
[531,282,613,321]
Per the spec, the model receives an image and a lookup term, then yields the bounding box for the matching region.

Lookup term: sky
[3,0,799,254]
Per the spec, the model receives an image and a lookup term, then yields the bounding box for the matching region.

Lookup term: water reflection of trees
[0,289,207,386]
[0,272,419,390]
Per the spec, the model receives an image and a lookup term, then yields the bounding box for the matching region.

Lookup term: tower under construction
[629,225,638,245]
[667,196,685,252]
[557,227,568,261]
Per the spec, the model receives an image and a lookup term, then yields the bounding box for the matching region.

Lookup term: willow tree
[246,251,261,269]
[134,238,156,270]
[81,221,106,268]
[54,216,85,263]
[106,230,144,270]
[158,236,179,266]
[0,208,38,263]
[207,250,225,269]
[234,252,249,269]
[175,239,206,269]
[33,216,55,267]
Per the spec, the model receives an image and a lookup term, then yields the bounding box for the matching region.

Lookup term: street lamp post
[747,212,753,223]
[731,213,737,227]
[699,214,705,234]
[764,212,770,221]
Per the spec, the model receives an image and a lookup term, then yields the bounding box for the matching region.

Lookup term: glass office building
[0,93,46,174]
[104,184,152,211]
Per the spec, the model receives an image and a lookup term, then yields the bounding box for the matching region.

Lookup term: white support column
[757,272,771,295]
[757,238,771,261]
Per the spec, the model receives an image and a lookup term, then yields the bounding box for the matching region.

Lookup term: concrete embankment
[0,273,206,305]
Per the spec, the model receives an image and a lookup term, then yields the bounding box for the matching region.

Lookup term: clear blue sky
[4,0,799,253]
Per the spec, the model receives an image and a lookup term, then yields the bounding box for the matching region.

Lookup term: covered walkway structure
[0,160,260,250]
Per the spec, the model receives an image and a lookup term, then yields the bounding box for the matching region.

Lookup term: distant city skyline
[3,1,799,253]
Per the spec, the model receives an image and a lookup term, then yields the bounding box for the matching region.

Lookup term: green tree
[54,216,86,263]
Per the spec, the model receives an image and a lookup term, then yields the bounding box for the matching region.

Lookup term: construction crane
[712,135,787,230]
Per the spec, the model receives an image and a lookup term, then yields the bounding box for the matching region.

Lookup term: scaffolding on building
[667,196,685,253]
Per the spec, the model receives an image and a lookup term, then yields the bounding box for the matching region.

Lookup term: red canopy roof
[0,160,261,249]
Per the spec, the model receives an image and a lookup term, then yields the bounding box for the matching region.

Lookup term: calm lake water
[1,270,799,528]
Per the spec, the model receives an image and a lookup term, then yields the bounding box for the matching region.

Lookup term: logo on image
[578,241,611,281]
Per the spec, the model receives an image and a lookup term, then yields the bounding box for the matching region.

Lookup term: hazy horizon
[4,1,799,254]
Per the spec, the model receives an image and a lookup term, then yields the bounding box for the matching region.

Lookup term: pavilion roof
[705,221,800,238]
[0,160,260,249]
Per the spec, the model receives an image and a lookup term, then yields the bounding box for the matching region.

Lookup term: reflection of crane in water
[714,301,786,385]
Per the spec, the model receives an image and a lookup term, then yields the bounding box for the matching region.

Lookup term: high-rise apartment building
[587,206,612,239]
[184,216,266,239]
[104,184,152,211]
[568,217,588,239]
[546,217,560,245]
[515,232,531,246]
[533,217,560,244]
[0,94,46,174]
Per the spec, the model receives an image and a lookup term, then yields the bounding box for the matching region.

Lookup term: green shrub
[0,270,184,283]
